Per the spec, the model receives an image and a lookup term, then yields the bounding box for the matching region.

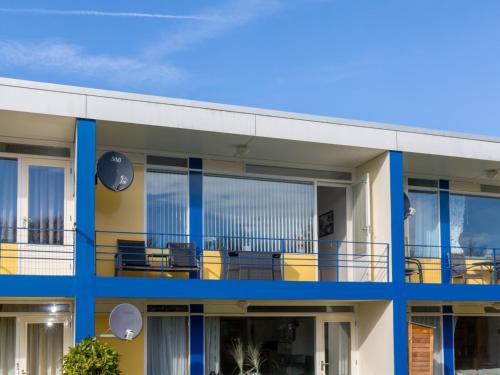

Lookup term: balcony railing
[95,230,390,282]
[0,227,75,276]
[406,244,500,285]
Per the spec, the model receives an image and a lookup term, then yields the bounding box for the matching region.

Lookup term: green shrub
[62,337,120,375]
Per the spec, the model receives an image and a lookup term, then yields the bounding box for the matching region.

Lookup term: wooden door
[408,322,434,375]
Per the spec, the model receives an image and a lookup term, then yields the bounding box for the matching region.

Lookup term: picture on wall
[319,210,334,237]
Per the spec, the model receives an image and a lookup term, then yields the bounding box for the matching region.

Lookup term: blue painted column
[189,158,203,279]
[74,118,96,342]
[190,304,204,375]
[442,305,455,375]
[389,151,408,375]
[439,180,451,284]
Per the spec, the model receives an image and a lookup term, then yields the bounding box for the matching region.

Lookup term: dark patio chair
[405,257,423,283]
[166,242,199,272]
[115,239,154,276]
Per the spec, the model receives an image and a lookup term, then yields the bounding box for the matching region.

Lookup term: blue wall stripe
[389,151,408,375]
[439,180,451,284]
[442,307,454,375]
[74,118,96,341]
[189,157,203,279]
[190,305,204,375]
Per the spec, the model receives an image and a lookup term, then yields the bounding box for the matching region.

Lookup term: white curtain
[146,170,189,247]
[205,317,220,375]
[0,159,17,243]
[204,175,315,253]
[147,316,188,375]
[327,322,351,375]
[0,317,15,375]
[411,316,443,375]
[449,195,465,253]
[408,190,440,257]
[27,323,64,375]
[28,166,65,245]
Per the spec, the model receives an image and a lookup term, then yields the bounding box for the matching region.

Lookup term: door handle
[321,360,329,371]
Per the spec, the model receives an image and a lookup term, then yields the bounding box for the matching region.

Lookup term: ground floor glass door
[17,317,69,375]
[317,319,353,375]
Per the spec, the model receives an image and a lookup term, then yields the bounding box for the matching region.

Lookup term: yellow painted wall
[0,243,18,274]
[355,152,391,282]
[407,258,442,284]
[95,314,144,375]
[283,253,318,281]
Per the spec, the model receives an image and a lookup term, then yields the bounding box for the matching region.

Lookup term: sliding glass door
[18,159,72,275]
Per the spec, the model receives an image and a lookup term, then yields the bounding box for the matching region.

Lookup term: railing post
[493,248,497,285]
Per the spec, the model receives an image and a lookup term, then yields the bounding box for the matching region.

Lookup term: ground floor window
[411,316,443,375]
[205,316,315,375]
[147,316,189,375]
[0,317,16,375]
[455,316,500,373]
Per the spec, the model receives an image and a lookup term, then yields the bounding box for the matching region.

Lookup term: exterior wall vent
[480,184,500,194]
[0,142,70,157]
[146,305,189,313]
[247,305,354,313]
[146,155,188,168]
[407,178,438,188]
[246,164,351,181]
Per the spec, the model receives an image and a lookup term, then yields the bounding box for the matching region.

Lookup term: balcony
[405,245,500,285]
[0,227,75,276]
[95,231,390,282]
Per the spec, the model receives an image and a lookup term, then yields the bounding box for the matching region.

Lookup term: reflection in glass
[206,317,315,375]
[27,322,63,375]
[411,316,443,375]
[450,194,500,257]
[28,166,64,245]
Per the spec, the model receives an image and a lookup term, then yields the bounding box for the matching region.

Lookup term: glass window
[0,158,17,243]
[28,166,65,245]
[147,316,188,375]
[450,194,500,257]
[411,316,443,375]
[146,170,189,248]
[455,316,500,372]
[204,175,315,253]
[407,190,440,257]
[205,317,315,375]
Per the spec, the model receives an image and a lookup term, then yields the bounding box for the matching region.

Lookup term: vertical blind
[204,175,314,253]
[0,317,15,375]
[146,170,189,247]
[0,159,17,243]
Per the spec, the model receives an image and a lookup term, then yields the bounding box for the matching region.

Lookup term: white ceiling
[405,152,500,181]
[97,120,385,169]
[0,109,75,145]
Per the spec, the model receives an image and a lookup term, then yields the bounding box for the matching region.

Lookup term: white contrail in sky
[0,8,222,22]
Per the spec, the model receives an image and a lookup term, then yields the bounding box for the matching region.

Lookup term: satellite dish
[109,303,142,341]
[404,192,415,220]
[97,151,134,192]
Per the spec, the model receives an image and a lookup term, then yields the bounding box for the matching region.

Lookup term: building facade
[0,77,499,375]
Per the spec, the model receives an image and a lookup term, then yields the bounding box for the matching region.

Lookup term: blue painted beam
[406,283,500,301]
[94,277,396,300]
[189,158,203,279]
[442,306,454,375]
[439,180,452,284]
[389,151,408,375]
[0,275,76,297]
[74,118,97,341]
[190,304,204,375]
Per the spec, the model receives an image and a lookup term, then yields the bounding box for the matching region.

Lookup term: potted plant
[62,337,120,375]
[246,343,265,375]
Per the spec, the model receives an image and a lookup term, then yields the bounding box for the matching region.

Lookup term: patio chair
[405,257,423,283]
[115,239,157,276]
[165,242,200,272]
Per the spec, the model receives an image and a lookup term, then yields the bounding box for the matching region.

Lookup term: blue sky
[0,0,499,135]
